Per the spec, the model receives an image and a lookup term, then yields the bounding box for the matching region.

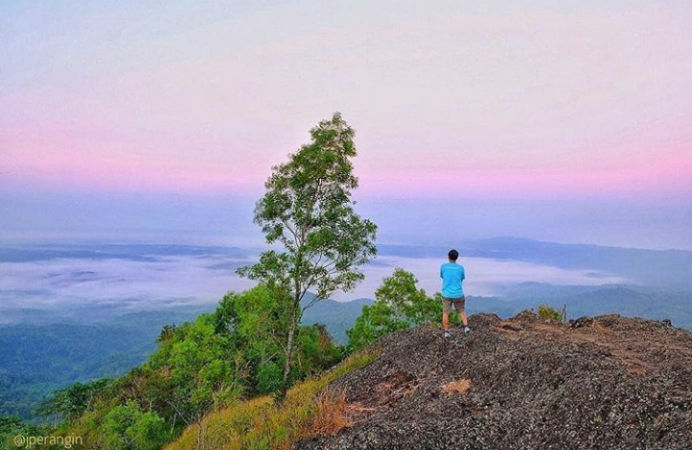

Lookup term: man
[440,249,469,338]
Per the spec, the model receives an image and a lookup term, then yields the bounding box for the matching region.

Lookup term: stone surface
[295,313,692,450]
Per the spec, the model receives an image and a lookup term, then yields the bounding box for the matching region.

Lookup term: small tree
[347,269,440,350]
[346,301,409,351]
[237,113,377,394]
[375,268,439,326]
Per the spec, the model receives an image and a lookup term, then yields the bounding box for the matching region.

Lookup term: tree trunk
[196,416,205,450]
[281,303,299,397]
[170,413,177,436]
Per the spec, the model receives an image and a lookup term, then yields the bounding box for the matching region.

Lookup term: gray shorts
[442,296,466,314]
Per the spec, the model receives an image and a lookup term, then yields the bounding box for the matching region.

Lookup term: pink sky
[2,1,690,199]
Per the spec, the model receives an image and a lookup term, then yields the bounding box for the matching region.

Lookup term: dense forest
[0,309,207,420]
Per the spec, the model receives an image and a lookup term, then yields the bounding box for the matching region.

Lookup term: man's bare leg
[460,310,469,327]
[443,311,450,331]
[457,305,471,334]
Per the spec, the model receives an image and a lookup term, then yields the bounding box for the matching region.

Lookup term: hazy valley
[1,238,689,421]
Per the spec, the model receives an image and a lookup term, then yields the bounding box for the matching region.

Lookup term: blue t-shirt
[440,262,465,298]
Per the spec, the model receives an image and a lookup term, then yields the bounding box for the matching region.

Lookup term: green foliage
[256,363,283,395]
[346,301,409,351]
[101,400,169,450]
[237,113,377,300]
[1,416,25,450]
[0,416,23,435]
[211,284,340,393]
[237,113,377,391]
[375,268,441,326]
[347,269,442,350]
[0,415,54,450]
[36,379,110,422]
[213,283,291,378]
[292,324,342,383]
[144,312,240,427]
[56,284,343,449]
[537,304,563,322]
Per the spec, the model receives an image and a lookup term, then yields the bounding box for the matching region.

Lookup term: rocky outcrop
[295,313,692,450]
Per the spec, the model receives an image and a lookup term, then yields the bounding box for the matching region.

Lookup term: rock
[512,310,538,323]
[294,314,692,450]
[498,321,523,331]
[570,316,594,328]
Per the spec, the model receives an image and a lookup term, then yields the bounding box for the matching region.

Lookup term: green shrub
[102,401,170,450]
[537,305,563,322]
[256,362,283,394]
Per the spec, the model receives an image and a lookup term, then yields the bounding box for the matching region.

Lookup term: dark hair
[448,249,459,261]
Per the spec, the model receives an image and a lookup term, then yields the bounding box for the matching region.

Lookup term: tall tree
[237,112,377,393]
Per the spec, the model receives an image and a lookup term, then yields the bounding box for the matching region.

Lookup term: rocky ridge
[295,312,692,450]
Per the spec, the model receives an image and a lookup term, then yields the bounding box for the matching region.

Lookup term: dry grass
[308,389,352,437]
[163,396,273,450]
[163,349,378,450]
[442,379,471,395]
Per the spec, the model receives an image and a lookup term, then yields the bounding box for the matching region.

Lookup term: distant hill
[0,308,206,420]
[302,297,374,344]
[380,236,692,290]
